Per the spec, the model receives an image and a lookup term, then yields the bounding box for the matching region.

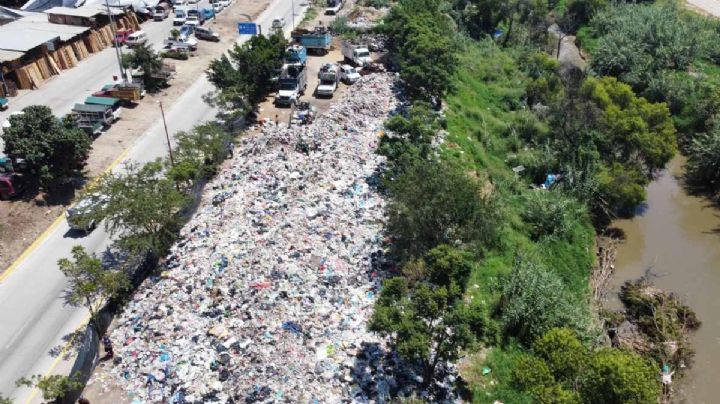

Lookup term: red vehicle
[0,173,24,200]
[114,29,134,46]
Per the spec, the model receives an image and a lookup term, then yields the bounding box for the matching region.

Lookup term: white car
[185,15,201,27]
[272,17,285,30]
[218,0,231,8]
[340,64,360,84]
[212,2,224,13]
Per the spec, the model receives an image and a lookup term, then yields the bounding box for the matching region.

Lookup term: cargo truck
[341,40,371,66]
[316,63,339,97]
[275,64,307,107]
[291,26,332,54]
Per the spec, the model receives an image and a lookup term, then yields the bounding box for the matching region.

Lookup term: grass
[441,38,597,402]
[298,0,321,28]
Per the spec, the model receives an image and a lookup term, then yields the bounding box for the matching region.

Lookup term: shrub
[579,349,659,404]
[521,191,586,241]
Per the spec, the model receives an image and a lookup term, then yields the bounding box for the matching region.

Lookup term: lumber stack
[70,38,90,60]
[13,55,62,89]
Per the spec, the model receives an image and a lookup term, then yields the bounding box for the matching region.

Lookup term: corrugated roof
[44,4,123,18]
[12,19,90,40]
[0,49,25,63]
[0,25,58,52]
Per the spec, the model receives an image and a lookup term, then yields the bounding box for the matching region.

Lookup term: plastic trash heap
[89,74,403,403]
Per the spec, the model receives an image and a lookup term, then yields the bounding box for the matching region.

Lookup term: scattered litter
[87,74,452,402]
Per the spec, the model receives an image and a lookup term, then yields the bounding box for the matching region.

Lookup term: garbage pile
[89,74,408,403]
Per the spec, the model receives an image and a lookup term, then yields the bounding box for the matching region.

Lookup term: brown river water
[610,157,720,403]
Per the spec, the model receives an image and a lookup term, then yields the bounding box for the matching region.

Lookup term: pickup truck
[272,17,286,30]
[85,96,122,122]
[66,193,109,233]
[291,26,332,54]
[0,173,24,200]
[341,40,371,66]
[164,36,198,51]
[325,0,342,15]
[316,63,339,97]
[72,103,114,135]
[153,3,170,20]
[340,64,361,84]
[275,64,307,107]
[113,28,133,46]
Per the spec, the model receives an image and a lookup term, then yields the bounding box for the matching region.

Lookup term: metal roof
[0,25,58,52]
[44,4,123,18]
[85,96,120,106]
[11,20,89,41]
[0,49,25,63]
[72,103,109,113]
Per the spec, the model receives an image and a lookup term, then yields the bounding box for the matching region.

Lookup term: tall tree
[122,42,165,91]
[2,105,91,189]
[58,246,129,333]
[369,277,481,386]
[168,123,232,186]
[207,33,287,112]
[92,160,190,257]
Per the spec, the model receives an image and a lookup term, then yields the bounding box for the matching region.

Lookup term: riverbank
[610,157,720,403]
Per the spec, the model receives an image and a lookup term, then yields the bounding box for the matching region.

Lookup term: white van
[126,31,148,47]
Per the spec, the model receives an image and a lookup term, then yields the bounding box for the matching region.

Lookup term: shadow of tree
[350,342,460,403]
[48,328,87,360]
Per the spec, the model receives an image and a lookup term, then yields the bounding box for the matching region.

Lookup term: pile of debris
[88,74,416,402]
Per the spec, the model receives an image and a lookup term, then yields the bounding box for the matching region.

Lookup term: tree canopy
[92,160,190,257]
[2,105,91,188]
[207,33,287,112]
[122,42,165,91]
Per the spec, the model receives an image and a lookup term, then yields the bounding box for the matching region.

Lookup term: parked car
[185,14,201,27]
[173,7,188,25]
[218,0,231,8]
[211,1,224,13]
[179,24,195,39]
[339,64,360,84]
[126,31,148,47]
[172,0,187,6]
[195,26,220,41]
[113,28,134,46]
[153,4,171,20]
[66,193,109,232]
[0,173,23,200]
[200,7,215,20]
[272,17,286,30]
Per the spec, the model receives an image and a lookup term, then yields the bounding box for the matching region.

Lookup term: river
[610,157,720,403]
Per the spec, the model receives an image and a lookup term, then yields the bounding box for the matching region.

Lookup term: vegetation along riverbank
[369,0,720,402]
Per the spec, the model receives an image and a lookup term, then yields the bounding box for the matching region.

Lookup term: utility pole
[105,0,125,82]
[291,0,295,29]
[158,101,175,167]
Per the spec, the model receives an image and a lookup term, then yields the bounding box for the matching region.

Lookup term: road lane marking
[22,315,90,404]
[0,137,134,285]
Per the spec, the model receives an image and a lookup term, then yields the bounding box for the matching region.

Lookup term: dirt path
[686,0,720,17]
[0,0,272,273]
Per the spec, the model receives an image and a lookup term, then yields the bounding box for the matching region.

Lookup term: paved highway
[0,0,305,401]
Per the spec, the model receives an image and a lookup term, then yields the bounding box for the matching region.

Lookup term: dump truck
[85,96,123,121]
[286,45,307,65]
[316,63,339,97]
[291,26,332,54]
[341,40,371,66]
[94,83,145,103]
[275,64,307,107]
[72,103,115,136]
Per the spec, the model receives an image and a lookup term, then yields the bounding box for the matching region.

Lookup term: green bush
[521,191,586,241]
[579,349,659,404]
[161,50,189,60]
[533,328,587,385]
[685,129,720,192]
[499,256,587,344]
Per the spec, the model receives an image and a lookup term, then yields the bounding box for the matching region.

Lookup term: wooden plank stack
[8,11,144,90]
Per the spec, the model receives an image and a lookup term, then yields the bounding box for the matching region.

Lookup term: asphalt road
[0,0,305,401]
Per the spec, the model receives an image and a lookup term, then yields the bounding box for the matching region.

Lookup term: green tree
[369,277,481,386]
[579,349,659,404]
[0,394,11,404]
[58,246,129,333]
[533,328,587,385]
[16,372,83,402]
[589,3,703,90]
[168,123,232,185]
[513,354,580,403]
[207,33,287,112]
[92,160,190,257]
[685,129,720,192]
[379,101,442,175]
[384,0,458,105]
[2,105,91,189]
[386,159,498,260]
[122,42,164,91]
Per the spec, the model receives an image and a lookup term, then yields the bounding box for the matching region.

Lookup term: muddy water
[610,157,720,403]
